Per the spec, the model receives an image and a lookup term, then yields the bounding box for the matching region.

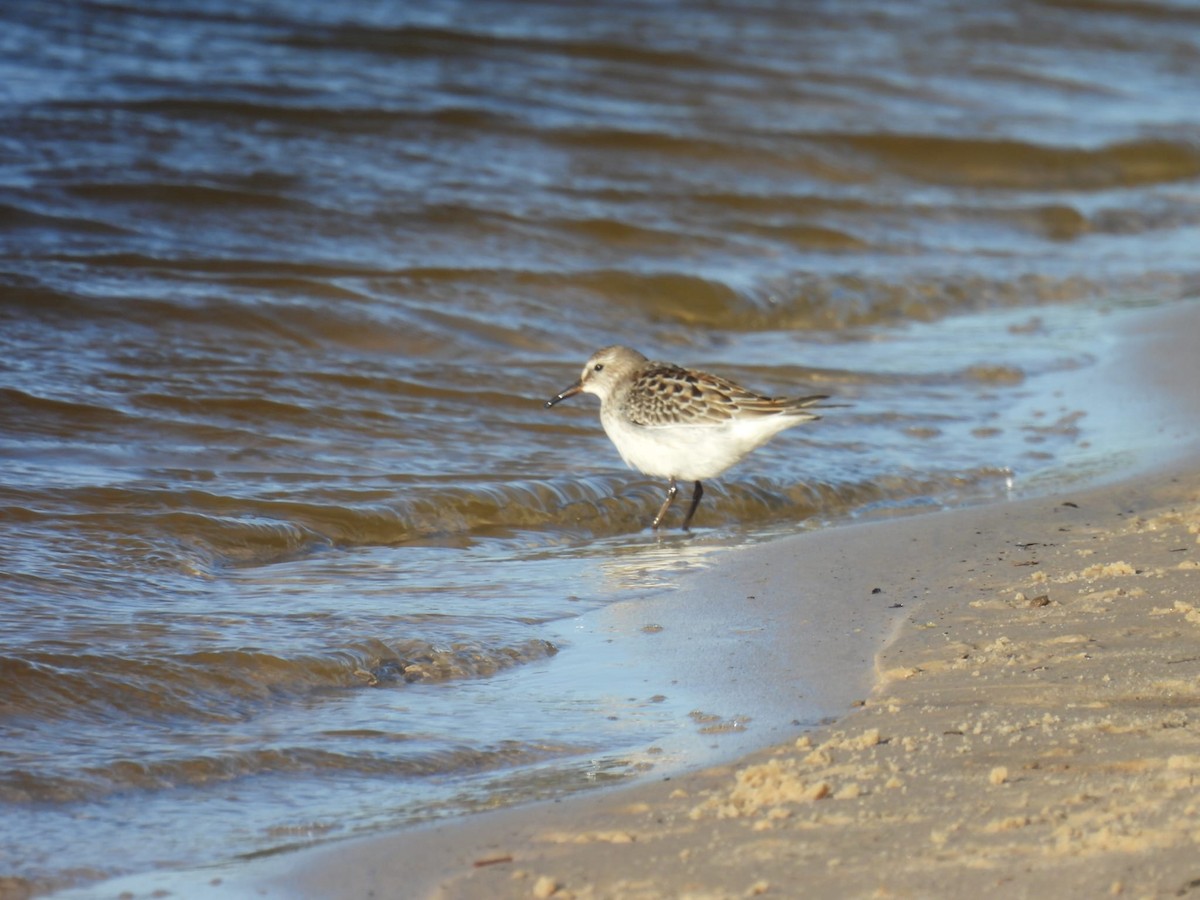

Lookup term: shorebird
[546,345,828,530]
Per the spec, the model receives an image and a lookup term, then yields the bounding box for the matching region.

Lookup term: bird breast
[598,403,799,481]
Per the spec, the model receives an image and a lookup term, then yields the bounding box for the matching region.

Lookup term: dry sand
[50,301,1200,900]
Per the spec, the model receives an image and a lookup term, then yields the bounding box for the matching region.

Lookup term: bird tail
[787,393,841,409]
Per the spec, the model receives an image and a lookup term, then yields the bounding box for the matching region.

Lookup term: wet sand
[54,301,1200,900]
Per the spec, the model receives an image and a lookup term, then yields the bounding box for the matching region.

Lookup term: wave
[274,22,727,74]
[46,95,516,137]
[0,387,136,436]
[0,733,576,804]
[0,449,1025,578]
[823,133,1200,190]
[65,180,305,212]
[0,200,130,235]
[0,638,558,728]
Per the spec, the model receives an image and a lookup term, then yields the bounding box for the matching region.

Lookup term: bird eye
[593,363,604,372]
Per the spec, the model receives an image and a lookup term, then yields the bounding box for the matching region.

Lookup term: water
[2,0,1199,893]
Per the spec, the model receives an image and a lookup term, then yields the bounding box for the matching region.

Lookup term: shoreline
[271,466,1200,900]
[49,299,1200,900]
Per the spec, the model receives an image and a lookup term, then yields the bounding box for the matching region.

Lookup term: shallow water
[2,0,1199,893]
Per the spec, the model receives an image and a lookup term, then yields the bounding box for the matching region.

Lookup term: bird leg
[680,480,704,532]
[651,478,678,529]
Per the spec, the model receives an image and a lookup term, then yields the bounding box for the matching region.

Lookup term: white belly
[599,406,800,482]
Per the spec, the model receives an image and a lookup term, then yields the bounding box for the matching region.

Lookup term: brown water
[3,0,1199,893]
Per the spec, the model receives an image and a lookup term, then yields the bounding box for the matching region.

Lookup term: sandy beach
[48,299,1200,900]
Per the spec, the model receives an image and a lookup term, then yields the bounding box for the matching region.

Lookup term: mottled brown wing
[622,364,825,427]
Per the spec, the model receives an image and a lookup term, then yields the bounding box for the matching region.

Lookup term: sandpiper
[545,345,829,530]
